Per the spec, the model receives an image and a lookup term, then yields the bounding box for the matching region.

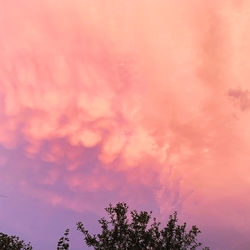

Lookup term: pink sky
[0,0,250,249]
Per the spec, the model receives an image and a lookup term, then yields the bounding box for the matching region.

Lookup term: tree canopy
[57,229,70,250]
[1,202,209,249]
[0,232,32,250]
[76,202,209,250]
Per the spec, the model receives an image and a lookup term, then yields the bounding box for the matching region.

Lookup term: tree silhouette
[0,232,32,250]
[57,229,70,250]
[76,202,209,250]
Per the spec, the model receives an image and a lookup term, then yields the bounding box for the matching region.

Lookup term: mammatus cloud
[1,0,250,248]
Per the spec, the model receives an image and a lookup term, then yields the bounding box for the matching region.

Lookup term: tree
[0,232,32,250]
[76,202,209,250]
[57,229,70,250]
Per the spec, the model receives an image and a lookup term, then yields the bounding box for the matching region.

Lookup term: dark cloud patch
[228,88,250,111]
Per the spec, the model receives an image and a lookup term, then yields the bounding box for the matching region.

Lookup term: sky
[0,0,250,249]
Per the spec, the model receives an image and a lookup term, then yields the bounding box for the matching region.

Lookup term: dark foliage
[0,232,32,250]
[57,229,70,250]
[76,202,209,250]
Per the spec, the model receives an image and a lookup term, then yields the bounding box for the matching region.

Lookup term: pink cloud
[1,0,250,248]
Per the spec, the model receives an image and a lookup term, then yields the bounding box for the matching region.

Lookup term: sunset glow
[0,1,250,249]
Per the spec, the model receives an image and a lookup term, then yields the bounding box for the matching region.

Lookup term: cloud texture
[1,0,250,248]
